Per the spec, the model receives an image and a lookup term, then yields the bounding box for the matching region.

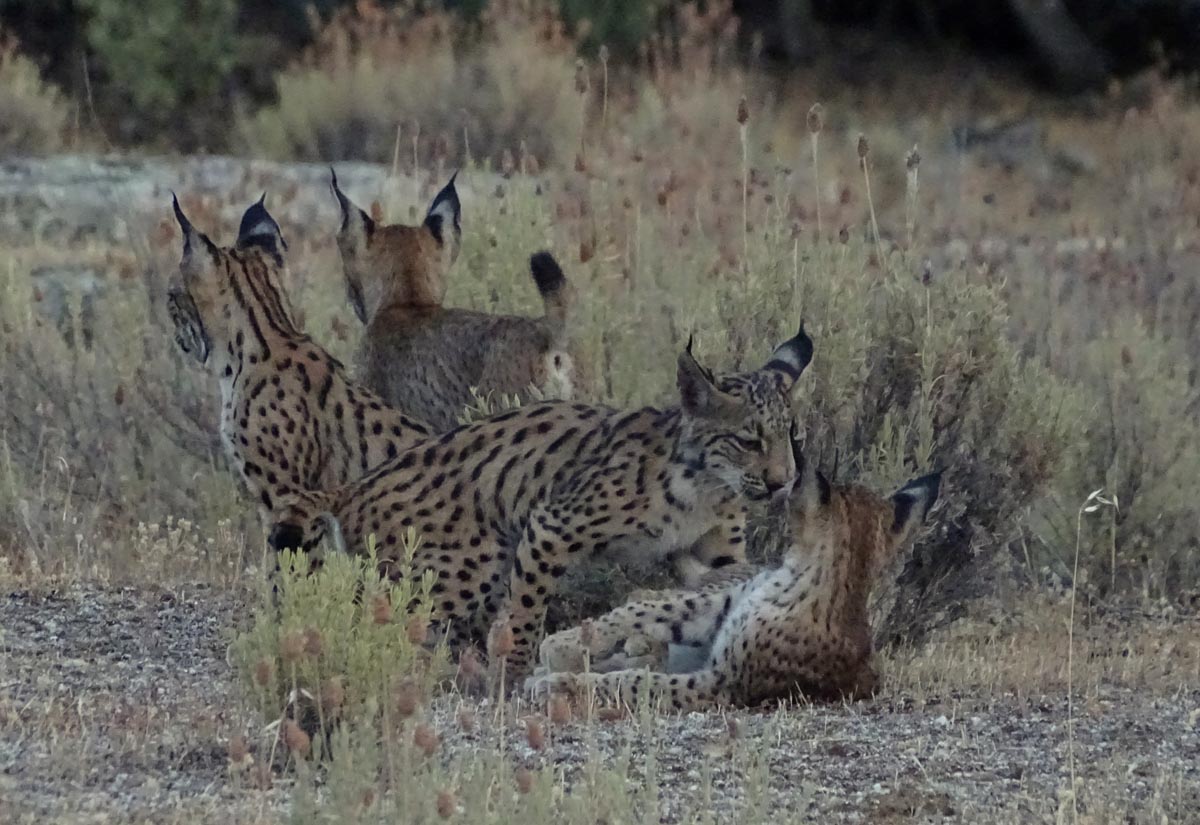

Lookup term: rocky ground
[2,583,1197,823]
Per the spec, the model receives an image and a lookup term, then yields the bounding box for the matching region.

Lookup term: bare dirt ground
[2,583,1197,823]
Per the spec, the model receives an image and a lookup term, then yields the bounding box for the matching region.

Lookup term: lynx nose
[764,475,789,494]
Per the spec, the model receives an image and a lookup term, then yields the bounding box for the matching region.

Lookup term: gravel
[1,583,1197,823]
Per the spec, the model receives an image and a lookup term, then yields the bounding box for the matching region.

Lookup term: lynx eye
[730,433,764,453]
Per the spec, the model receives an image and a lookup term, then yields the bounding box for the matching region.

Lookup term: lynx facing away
[166,196,432,523]
[332,171,583,431]
[527,432,941,709]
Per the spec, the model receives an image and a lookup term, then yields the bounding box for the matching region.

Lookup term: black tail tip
[530,251,566,294]
[268,523,305,553]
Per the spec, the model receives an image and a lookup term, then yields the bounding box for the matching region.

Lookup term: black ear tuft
[424,173,462,246]
[237,195,287,255]
[764,321,814,380]
[171,192,192,236]
[330,170,374,237]
[529,251,566,295]
[891,471,942,533]
[816,470,832,506]
[268,522,305,553]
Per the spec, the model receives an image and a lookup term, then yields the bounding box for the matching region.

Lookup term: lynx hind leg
[537,586,736,675]
[527,667,728,712]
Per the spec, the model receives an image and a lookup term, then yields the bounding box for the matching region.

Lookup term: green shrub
[239,2,581,165]
[1032,319,1200,600]
[79,0,242,148]
[0,35,70,154]
[230,541,448,743]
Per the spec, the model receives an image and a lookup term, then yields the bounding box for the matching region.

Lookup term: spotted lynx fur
[167,196,432,521]
[268,327,814,675]
[527,431,941,709]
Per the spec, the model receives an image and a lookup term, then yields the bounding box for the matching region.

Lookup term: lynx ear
[891,471,942,540]
[763,322,814,391]
[236,193,287,258]
[424,172,461,259]
[331,168,375,240]
[788,422,830,513]
[172,193,219,281]
[677,338,739,420]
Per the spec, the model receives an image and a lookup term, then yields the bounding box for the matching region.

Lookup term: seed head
[599,44,609,64]
[487,615,515,660]
[414,723,440,757]
[525,717,546,750]
[394,678,421,719]
[406,614,429,646]
[458,647,485,682]
[280,632,305,664]
[371,200,385,224]
[253,658,273,688]
[282,719,311,756]
[227,734,251,767]
[579,619,595,649]
[371,594,392,625]
[436,789,456,819]
[736,96,750,126]
[302,626,324,657]
[857,134,870,161]
[456,705,476,732]
[548,694,572,725]
[320,676,345,710]
[807,103,823,135]
[515,766,535,794]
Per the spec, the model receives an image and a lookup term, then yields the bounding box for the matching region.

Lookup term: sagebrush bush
[0,246,246,575]
[0,35,70,154]
[1033,319,1200,600]
[230,541,448,743]
[240,1,581,166]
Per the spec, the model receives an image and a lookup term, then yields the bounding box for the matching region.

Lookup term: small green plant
[230,535,448,749]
